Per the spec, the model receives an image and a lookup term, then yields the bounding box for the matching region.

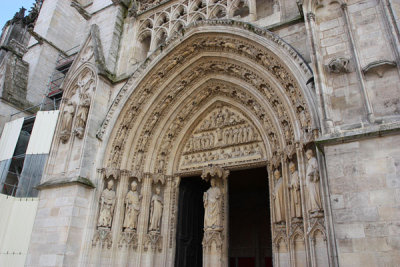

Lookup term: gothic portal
[81,22,333,266]
[14,0,400,266]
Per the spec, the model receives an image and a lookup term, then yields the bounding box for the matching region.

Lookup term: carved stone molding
[201,165,230,181]
[362,59,397,78]
[327,57,351,73]
[98,167,122,180]
[202,230,223,252]
[144,231,163,252]
[92,227,112,249]
[118,230,139,249]
[178,104,264,171]
[97,20,314,143]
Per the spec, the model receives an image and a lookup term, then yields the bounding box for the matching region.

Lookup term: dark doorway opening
[175,176,209,267]
[229,167,273,267]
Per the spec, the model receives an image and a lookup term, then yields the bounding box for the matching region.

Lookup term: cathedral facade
[5,0,399,266]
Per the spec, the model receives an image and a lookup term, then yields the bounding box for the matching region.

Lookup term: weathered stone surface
[0,0,396,266]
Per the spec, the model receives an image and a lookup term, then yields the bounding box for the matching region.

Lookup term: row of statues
[273,149,322,224]
[185,125,256,153]
[182,143,262,166]
[97,180,163,233]
[97,149,321,235]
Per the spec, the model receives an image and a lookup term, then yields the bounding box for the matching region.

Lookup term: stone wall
[25,184,92,267]
[24,0,87,105]
[324,134,400,266]
[311,0,400,128]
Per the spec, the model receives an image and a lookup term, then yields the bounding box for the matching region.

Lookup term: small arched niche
[136,31,152,62]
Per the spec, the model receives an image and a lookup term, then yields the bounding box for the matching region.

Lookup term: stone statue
[272,169,285,224]
[74,93,91,138]
[204,178,222,230]
[60,100,76,142]
[149,186,163,232]
[98,180,116,228]
[305,149,322,213]
[123,181,142,231]
[289,162,302,219]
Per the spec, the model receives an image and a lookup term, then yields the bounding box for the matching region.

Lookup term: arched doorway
[93,21,331,267]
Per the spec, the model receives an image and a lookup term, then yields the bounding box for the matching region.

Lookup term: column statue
[74,93,91,138]
[123,181,142,231]
[305,149,322,213]
[98,180,116,228]
[203,178,222,230]
[272,169,285,224]
[289,162,302,219]
[60,100,76,142]
[149,186,163,232]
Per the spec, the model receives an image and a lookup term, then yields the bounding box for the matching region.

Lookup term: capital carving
[307,12,315,22]
[201,165,229,181]
[92,227,112,249]
[327,57,351,73]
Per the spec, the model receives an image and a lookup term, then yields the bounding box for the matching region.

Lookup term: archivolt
[99,20,319,175]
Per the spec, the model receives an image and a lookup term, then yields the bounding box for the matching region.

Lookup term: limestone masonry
[0,0,399,266]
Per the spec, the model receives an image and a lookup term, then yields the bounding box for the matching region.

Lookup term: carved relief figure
[149,186,163,232]
[60,100,76,142]
[98,180,116,228]
[123,181,142,231]
[305,149,322,213]
[272,169,285,224]
[204,178,222,230]
[289,162,302,219]
[74,93,91,138]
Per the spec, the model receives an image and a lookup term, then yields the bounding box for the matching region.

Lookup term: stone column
[201,165,229,267]
[136,172,153,266]
[163,175,179,267]
[340,3,375,123]
[295,144,312,267]
[304,12,334,133]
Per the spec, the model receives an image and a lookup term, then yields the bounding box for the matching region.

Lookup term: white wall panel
[0,194,38,267]
[0,118,24,161]
[26,111,59,155]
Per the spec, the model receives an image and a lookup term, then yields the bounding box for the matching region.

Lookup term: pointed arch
[97,21,319,178]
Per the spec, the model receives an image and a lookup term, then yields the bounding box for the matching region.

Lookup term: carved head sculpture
[107,180,114,190]
[155,185,161,195]
[289,162,296,174]
[210,178,217,187]
[131,181,138,191]
[306,149,314,160]
[274,169,281,180]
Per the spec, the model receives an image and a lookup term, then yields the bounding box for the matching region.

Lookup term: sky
[0,0,37,29]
